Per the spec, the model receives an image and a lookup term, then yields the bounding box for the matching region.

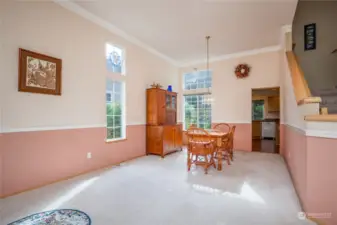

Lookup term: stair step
[312,88,337,114]
[320,104,337,114]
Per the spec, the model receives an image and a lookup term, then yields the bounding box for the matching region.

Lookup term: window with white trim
[184,70,212,90]
[183,70,212,130]
[106,43,125,75]
[106,80,125,140]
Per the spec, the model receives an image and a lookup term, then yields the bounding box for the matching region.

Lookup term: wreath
[235,64,250,78]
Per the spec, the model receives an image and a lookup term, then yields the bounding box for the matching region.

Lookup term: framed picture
[18,48,62,95]
[304,23,316,51]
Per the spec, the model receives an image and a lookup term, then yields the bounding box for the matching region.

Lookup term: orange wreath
[235,64,250,79]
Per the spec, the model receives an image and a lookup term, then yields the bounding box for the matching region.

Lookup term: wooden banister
[305,114,337,122]
[286,51,321,105]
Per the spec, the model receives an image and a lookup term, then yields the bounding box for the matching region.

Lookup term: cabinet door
[172,95,177,110]
[147,89,166,125]
[166,94,171,109]
[174,124,183,148]
[166,92,177,109]
[146,89,157,125]
[268,97,274,112]
[165,92,177,125]
[163,126,175,154]
[274,96,280,111]
[165,110,176,125]
[252,122,261,139]
[157,90,166,125]
[146,126,163,155]
[268,96,279,112]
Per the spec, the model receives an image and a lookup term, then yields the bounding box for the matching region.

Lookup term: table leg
[217,149,222,171]
[187,152,191,171]
[217,137,222,171]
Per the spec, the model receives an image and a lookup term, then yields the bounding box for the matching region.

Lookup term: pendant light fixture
[206,36,211,73]
[205,36,212,101]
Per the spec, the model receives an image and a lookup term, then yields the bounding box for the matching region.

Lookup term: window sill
[107,71,126,77]
[105,138,127,143]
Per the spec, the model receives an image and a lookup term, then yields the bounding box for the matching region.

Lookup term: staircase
[312,87,337,114]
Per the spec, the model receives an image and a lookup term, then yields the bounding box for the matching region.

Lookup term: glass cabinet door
[172,95,176,109]
[166,94,171,109]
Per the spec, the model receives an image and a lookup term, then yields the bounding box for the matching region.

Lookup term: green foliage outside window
[106,103,122,139]
[184,95,211,130]
[252,100,264,120]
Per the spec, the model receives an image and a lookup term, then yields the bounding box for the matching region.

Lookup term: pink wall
[306,136,337,225]
[1,125,145,197]
[281,125,308,208]
[183,123,252,152]
[1,1,178,199]
[212,123,252,152]
[0,134,3,197]
[282,124,337,225]
[279,124,285,156]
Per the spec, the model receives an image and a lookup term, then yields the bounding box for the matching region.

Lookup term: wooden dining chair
[186,127,216,174]
[213,123,231,133]
[214,125,236,165]
[214,133,231,165]
[213,123,231,165]
[228,125,236,161]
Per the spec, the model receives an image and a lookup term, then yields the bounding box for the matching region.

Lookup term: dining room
[173,37,285,176]
[141,62,307,224]
[146,36,283,175]
[3,0,325,224]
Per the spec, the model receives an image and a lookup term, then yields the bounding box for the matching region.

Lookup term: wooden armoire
[146,88,182,157]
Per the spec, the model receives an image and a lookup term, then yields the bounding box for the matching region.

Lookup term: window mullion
[197,95,199,128]
[112,89,115,139]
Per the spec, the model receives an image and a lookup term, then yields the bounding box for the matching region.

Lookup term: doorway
[251,87,280,153]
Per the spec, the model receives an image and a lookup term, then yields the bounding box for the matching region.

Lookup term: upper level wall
[1,0,178,133]
[293,1,337,90]
[179,50,281,124]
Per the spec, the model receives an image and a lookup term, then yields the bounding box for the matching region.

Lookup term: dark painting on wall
[304,23,316,51]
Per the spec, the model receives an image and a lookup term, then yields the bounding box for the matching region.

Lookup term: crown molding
[52,1,290,68]
[53,0,179,66]
[179,45,281,67]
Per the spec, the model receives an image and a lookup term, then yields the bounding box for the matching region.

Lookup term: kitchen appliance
[262,121,276,139]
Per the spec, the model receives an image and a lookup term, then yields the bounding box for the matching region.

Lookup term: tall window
[252,100,264,120]
[106,43,125,74]
[183,70,212,130]
[106,80,125,140]
[184,70,212,90]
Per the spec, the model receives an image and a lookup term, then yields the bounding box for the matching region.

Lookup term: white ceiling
[68,0,298,65]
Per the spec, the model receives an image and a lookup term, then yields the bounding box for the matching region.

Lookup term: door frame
[251,86,281,153]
